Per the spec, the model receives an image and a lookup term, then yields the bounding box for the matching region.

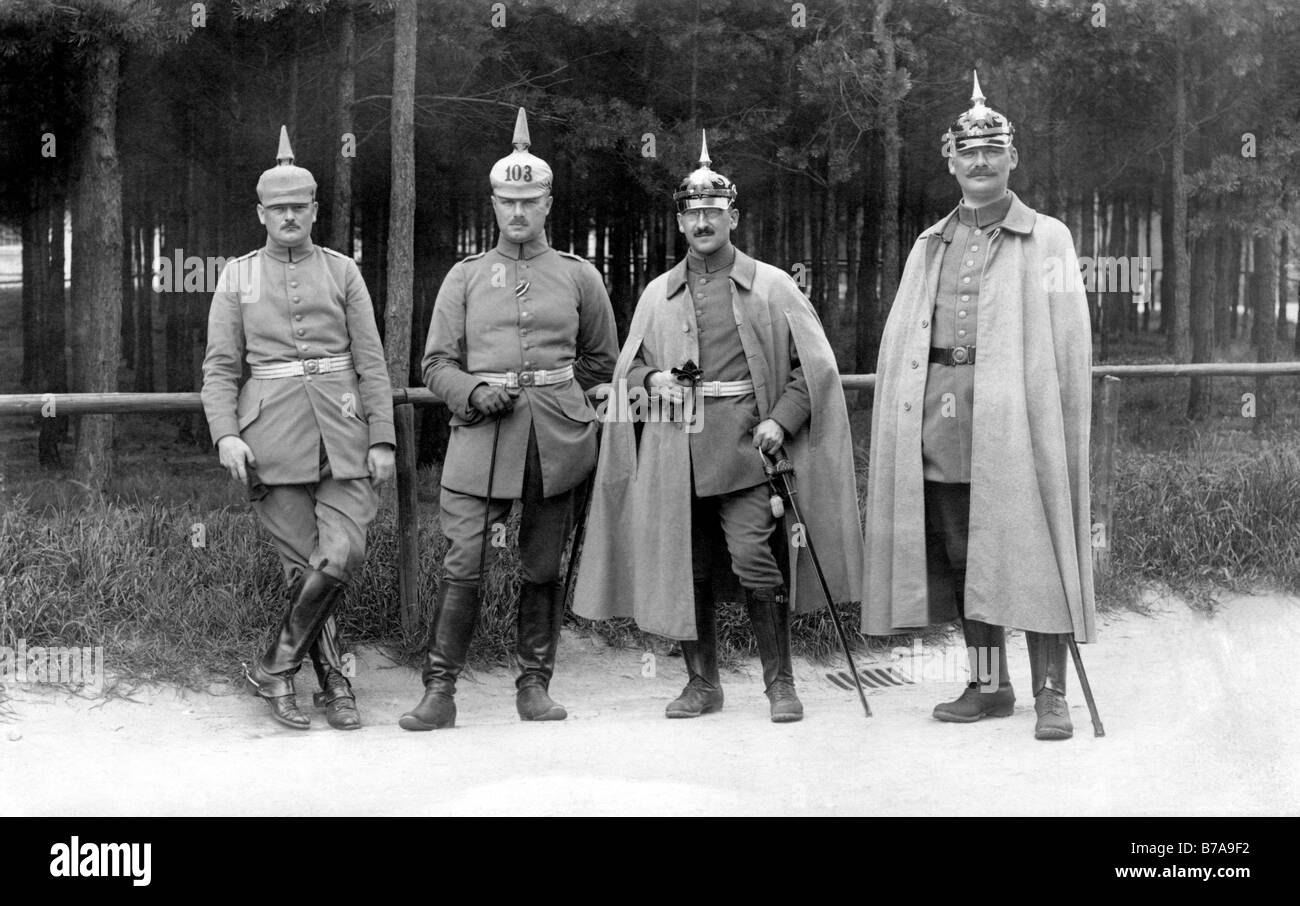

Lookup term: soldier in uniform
[862,74,1095,740]
[202,127,395,731]
[574,135,865,723]
[399,108,618,731]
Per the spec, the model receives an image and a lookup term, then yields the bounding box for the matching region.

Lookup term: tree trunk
[1170,32,1192,362]
[72,40,124,490]
[384,0,417,388]
[1278,229,1290,342]
[1255,231,1278,432]
[1187,232,1217,420]
[330,2,356,254]
[20,188,43,389]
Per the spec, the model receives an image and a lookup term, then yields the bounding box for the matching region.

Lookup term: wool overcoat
[861,194,1096,641]
[574,250,865,640]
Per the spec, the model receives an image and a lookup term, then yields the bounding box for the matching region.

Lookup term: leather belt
[929,346,976,366]
[696,379,755,397]
[473,365,575,388]
[250,354,354,379]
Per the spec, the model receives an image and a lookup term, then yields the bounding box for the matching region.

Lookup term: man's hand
[469,384,515,416]
[217,435,256,484]
[648,370,685,405]
[752,418,785,455]
[368,443,396,485]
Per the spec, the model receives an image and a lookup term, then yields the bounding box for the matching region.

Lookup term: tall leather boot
[933,619,1015,722]
[399,580,480,730]
[310,616,360,730]
[245,565,346,730]
[515,579,568,721]
[746,586,802,723]
[666,581,724,718]
[1027,631,1073,740]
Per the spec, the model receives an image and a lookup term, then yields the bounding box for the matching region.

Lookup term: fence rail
[4,361,1299,626]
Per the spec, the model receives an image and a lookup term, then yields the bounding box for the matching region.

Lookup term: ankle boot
[399,581,480,731]
[746,586,802,723]
[310,616,360,730]
[249,565,346,729]
[1027,631,1073,740]
[933,619,1015,722]
[666,581,724,718]
[515,580,567,721]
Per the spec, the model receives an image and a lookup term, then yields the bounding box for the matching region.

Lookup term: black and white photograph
[0,0,1295,861]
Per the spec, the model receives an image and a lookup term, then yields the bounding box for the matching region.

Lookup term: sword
[759,448,871,720]
[1067,636,1105,737]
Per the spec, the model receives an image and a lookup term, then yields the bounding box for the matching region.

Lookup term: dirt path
[3,594,1298,816]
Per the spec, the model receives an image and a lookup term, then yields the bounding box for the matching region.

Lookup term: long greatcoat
[574,250,865,640]
[861,194,1096,642]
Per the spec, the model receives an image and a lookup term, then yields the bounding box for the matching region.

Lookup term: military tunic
[422,235,618,583]
[921,192,1011,482]
[625,245,810,588]
[201,238,395,583]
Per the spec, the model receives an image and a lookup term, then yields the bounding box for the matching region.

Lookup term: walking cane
[1067,637,1105,737]
[759,449,871,720]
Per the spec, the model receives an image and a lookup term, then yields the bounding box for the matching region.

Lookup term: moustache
[693,228,715,237]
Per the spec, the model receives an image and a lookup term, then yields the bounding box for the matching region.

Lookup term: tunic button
[290,281,299,288]
[975,228,983,235]
[294,314,303,322]
[965,259,975,266]
[958,329,967,338]
[961,294,970,302]
[293,297,301,303]
[521,311,530,319]
[520,328,528,335]
[289,264,296,270]
[682,324,690,333]
[911,359,919,369]
[701,277,709,283]
[296,328,305,336]
[903,402,912,412]
[299,344,307,351]
[958,310,967,318]
[920,319,929,328]
[970,245,979,252]
[962,276,971,284]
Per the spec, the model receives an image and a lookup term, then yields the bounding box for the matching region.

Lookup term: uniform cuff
[208,417,240,447]
[626,365,657,391]
[768,397,810,437]
[368,421,397,448]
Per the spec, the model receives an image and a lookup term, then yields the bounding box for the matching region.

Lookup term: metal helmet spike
[257,125,317,205]
[941,69,1015,159]
[673,129,738,213]
[512,107,531,151]
[275,124,294,164]
[490,106,553,198]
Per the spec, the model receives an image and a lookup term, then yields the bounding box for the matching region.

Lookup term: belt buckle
[951,347,968,365]
[303,359,321,374]
[518,371,535,387]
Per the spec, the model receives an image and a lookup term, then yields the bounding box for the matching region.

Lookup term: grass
[3,345,1300,691]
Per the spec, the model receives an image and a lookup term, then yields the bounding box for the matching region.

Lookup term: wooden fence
[4,360,1300,627]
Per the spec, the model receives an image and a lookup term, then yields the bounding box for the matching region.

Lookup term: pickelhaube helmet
[256,126,317,205]
[489,107,554,199]
[941,71,1015,158]
[673,131,738,213]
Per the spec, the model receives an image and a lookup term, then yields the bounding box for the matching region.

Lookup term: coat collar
[494,234,551,260]
[667,246,756,297]
[263,237,316,263]
[924,190,1037,243]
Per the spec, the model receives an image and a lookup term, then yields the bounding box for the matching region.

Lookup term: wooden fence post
[1092,375,1121,580]
[393,401,420,633]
